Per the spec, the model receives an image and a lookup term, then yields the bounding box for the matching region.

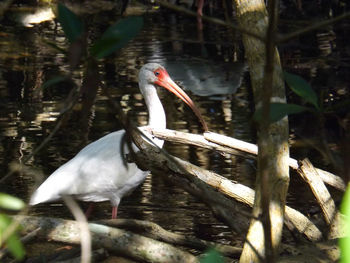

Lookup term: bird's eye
[154,71,160,77]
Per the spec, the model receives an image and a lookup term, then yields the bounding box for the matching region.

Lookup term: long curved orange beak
[154,68,208,131]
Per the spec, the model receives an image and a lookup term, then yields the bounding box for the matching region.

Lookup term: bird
[29,63,207,219]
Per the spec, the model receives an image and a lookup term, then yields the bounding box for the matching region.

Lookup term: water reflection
[18,7,55,28]
[0,5,252,242]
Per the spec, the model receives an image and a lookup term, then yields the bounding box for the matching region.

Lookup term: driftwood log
[16,216,198,263]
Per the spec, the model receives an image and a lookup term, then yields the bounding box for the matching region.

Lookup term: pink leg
[85,203,95,218]
[196,0,204,17]
[112,206,118,219]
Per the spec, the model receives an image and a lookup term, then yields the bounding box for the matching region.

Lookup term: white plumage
[30,63,205,218]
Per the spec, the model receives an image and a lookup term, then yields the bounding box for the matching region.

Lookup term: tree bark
[232,0,290,262]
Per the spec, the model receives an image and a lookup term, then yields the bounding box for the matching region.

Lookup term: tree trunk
[232,0,290,262]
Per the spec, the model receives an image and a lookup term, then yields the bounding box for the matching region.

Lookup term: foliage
[43,4,143,89]
[0,193,25,211]
[57,3,84,43]
[254,102,310,123]
[41,76,69,90]
[254,72,320,123]
[90,16,143,59]
[339,185,350,263]
[199,249,224,263]
[284,72,319,109]
[57,4,143,59]
[0,193,26,260]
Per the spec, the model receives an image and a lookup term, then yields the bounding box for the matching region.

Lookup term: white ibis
[29,63,207,219]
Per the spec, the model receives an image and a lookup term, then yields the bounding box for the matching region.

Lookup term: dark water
[0,5,253,244]
[0,3,348,247]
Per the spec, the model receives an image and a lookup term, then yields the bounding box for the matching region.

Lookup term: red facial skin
[153,68,208,131]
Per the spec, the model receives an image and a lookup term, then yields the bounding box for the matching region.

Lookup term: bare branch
[147,128,345,191]
[278,12,350,43]
[297,159,344,239]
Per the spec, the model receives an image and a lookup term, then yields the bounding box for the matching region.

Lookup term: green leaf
[0,193,25,211]
[0,214,25,260]
[6,232,26,260]
[200,249,224,263]
[254,103,310,123]
[284,72,319,109]
[41,76,68,90]
[340,186,350,263]
[57,3,84,43]
[90,16,143,59]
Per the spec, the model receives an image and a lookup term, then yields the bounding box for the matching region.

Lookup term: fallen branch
[146,128,345,191]
[97,218,242,257]
[145,127,254,157]
[298,159,344,239]
[203,132,345,192]
[16,216,198,263]
[134,147,323,241]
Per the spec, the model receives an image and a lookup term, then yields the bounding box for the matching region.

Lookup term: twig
[20,227,41,243]
[278,12,350,43]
